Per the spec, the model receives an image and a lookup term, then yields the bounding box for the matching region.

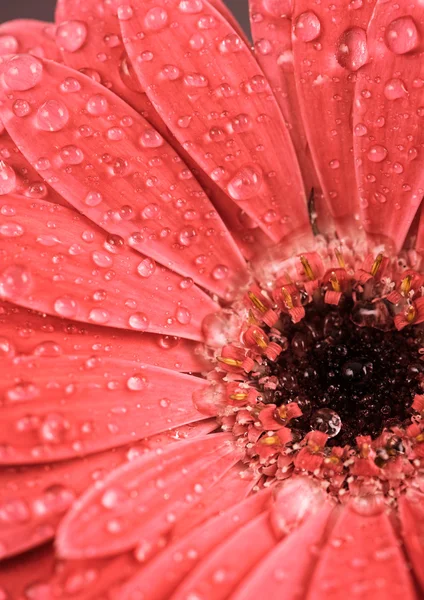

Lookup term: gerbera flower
[1,0,424,597]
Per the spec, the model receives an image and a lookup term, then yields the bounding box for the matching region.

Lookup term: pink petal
[0,130,65,204]
[399,491,424,594]
[0,55,247,299]
[56,434,243,559]
[0,355,209,464]
[0,19,61,61]
[292,0,375,235]
[354,2,424,251]
[54,0,166,133]
[0,300,209,373]
[307,500,417,600]
[170,510,277,600]
[249,0,332,231]
[0,195,217,340]
[120,489,272,600]
[229,503,334,600]
[120,0,309,242]
[0,545,55,598]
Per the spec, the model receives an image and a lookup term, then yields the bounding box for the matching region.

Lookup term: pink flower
[1,1,424,598]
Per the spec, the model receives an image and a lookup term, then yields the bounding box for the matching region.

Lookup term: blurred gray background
[0,0,250,30]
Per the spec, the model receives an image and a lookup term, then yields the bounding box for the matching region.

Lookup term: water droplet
[178,227,197,246]
[144,7,169,31]
[176,306,191,325]
[117,5,133,20]
[0,34,19,55]
[0,337,15,357]
[294,11,321,42]
[36,99,69,132]
[0,265,32,299]
[263,0,291,17]
[39,413,68,444]
[86,94,108,116]
[384,78,407,100]
[59,145,84,165]
[12,99,31,117]
[89,308,110,324]
[0,161,16,195]
[0,222,23,237]
[139,129,164,148]
[367,145,388,163]
[54,295,78,318]
[60,76,82,93]
[33,341,63,357]
[227,165,263,200]
[184,72,209,88]
[179,0,203,13]
[85,190,103,207]
[137,257,156,278]
[310,408,341,437]
[256,38,273,55]
[127,373,148,391]
[56,21,88,52]
[219,34,243,53]
[336,27,368,71]
[2,54,43,91]
[385,16,419,55]
[212,265,229,280]
[129,312,150,330]
[92,251,113,268]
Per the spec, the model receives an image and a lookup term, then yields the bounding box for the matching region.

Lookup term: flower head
[1,0,424,598]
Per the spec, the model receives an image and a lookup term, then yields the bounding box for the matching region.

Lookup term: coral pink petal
[399,492,424,593]
[0,545,55,598]
[292,0,375,235]
[0,355,209,464]
[120,488,271,600]
[0,444,138,559]
[171,465,257,538]
[170,510,277,600]
[230,504,334,600]
[0,19,61,61]
[354,2,424,252]
[0,195,217,340]
[0,130,65,205]
[248,0,332,232]
[0,55,247,300]
[54,0,165,133]
[120,0,309,243]
[307,501,417,600]
[0,300,209,373]
[56,434,243,559]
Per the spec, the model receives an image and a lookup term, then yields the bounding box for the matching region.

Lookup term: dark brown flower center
[260,299,424,446]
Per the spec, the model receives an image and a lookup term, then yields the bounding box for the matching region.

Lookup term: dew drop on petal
[227,165,263,200]
[59,145,84,165]
[139,129,164,148]
[336,27,368,71]
[144,7,169,31]
[367,145,388,163]
[36,99,69,132]
[176,306,191,325]
[56,21,88,52]
[127,373,148,391]
[0,265,32,300]
[0,161,16,195]
[60,76,82,93]
[86,94,108,116]
[137,258,156,278]
[89,308,110,324]
[0,222,24,237]
[384,78,407,100]
[85,191,103,206]
[117,5,133,20]
[2,54,43,91]
[178,0,203,13]
[385,16,419,55]
[178,227,197,246]
[129,312,150,331]
[0,34,19,55]
[12,99,31,117]
[54,296,78,318]
[294,11,321,42]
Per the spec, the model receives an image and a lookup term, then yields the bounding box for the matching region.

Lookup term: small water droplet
[176,306,191,325]
[178,0,203,13]
[127,373,148,391]
[129,312,149,331]
[139,129,164,148]
[89,308,110,324]
[227,165,263,200]
[54,295,78,318]
[86,94,108,116]
[12,98,31,117]
[294,11,321,42]
[36,99,69,132]
[144,7,169,30]
[367,145,388,163]
[59,145,84,165]
[85,191,103,206]
[56,20,88,52]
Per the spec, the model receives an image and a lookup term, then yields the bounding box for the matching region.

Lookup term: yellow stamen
[329,272,341,292]
[400,275,413,296]
[371,253,383,277]
[416,433,424,443]
[253,330,268,349]
[217,356,243,367]
[281,286,294,309]
[334,248,346,269]
[248,309,259,325]
[261,435,280,446]
[230,392,248,401]
[278,405,288,420]
[324,455,340,465]
[406,304,416,323]
[300,255,315,280]
[248,291,267,313]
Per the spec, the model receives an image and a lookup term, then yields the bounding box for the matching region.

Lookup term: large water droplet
[367,144,388,163]
[85,191,103,207]
[0,34,19,55]
[310,408,341,437]
[59,145,84,165]
[144,7,169,31]
[137,257,156,278]
[139,129,164,148]
[227,165,263,200]
[385,16,419,55]
[86,94,108,116]
[178,0,203,13]
[384,78,407,100]
[0,160,16,195]
[176,306,191,325]
[56,20,88,52]
[127,373,148,391]
[129,312,150,330]
[54,295,78,318]
[2,54,43,91]
[0,264,32,299]
[336,27,368,71]
[294,11,321,42]
[36,99,69,132]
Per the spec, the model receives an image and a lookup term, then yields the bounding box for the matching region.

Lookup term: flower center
[199,248,424,501]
